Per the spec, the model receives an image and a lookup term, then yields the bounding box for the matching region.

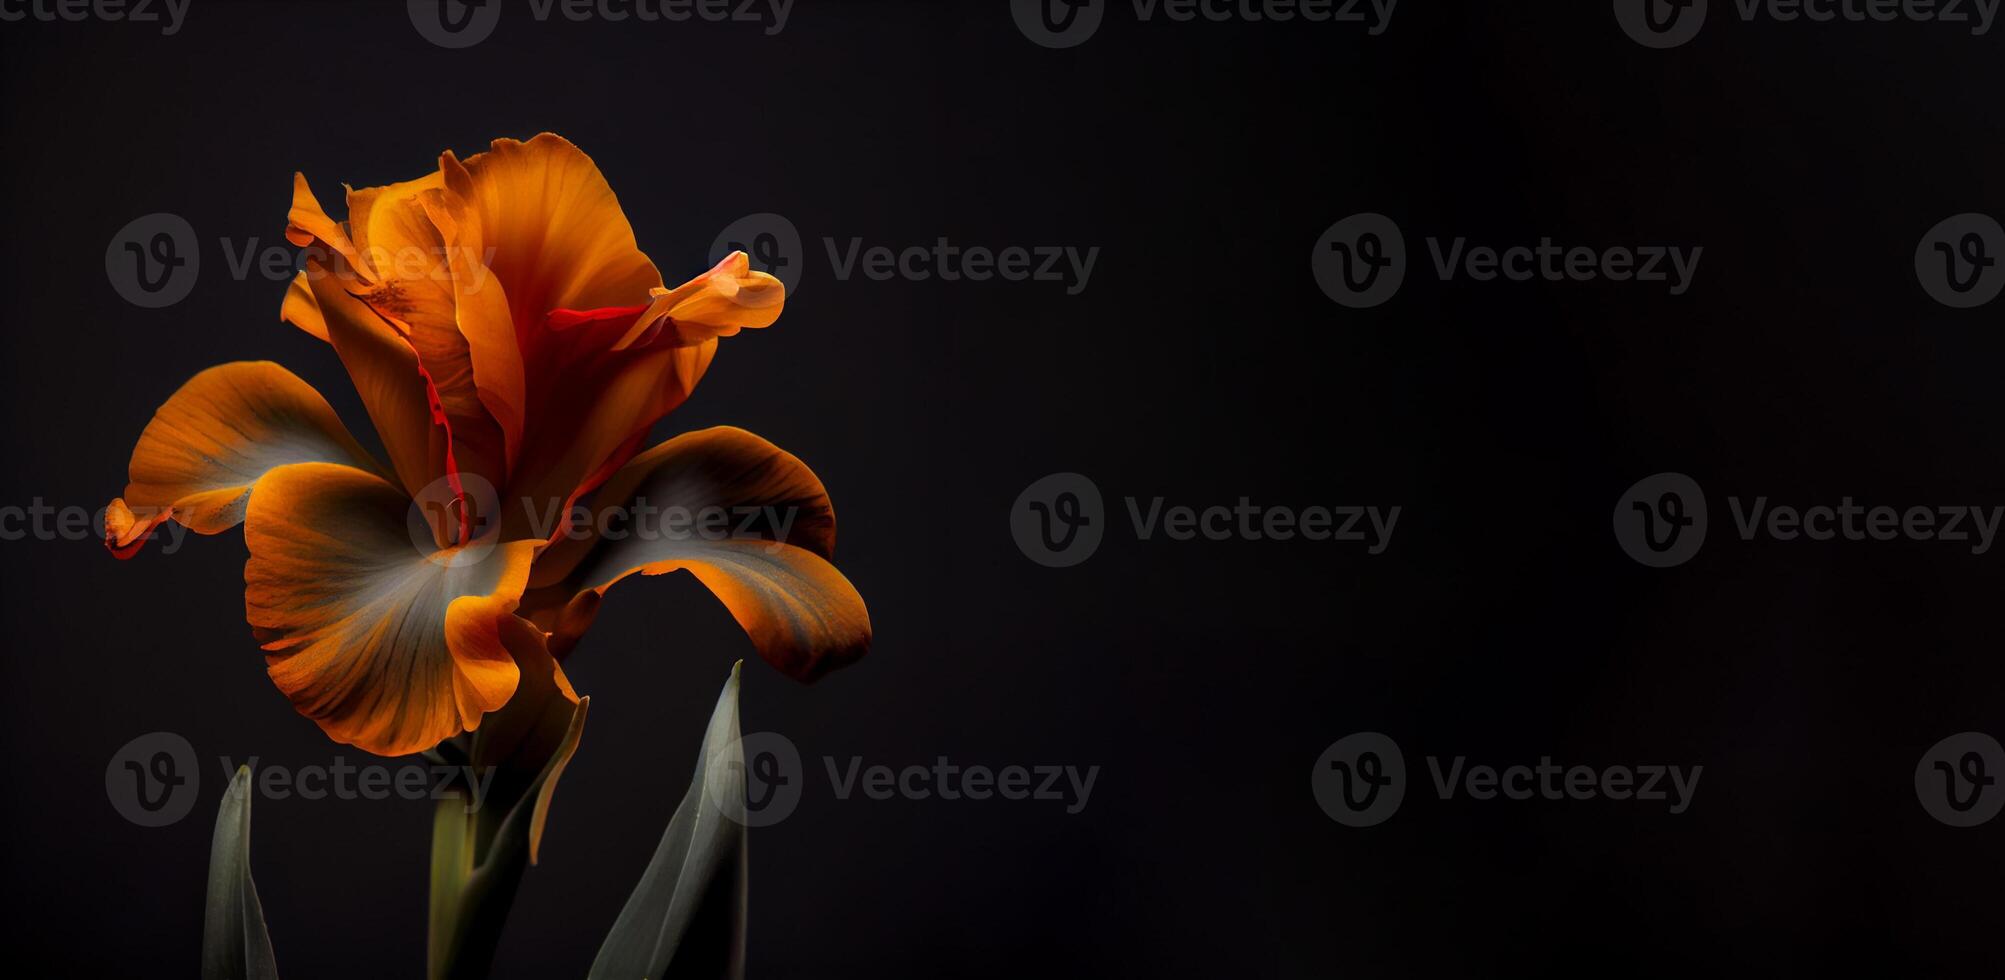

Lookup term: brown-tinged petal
[245,462,541,757]
[104,362,385,558]
[524,427,867,682]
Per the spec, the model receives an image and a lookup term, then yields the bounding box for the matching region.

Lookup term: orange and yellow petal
[284,172,358,271]
[246,462,542,757]
[612,251,785,350]
[105,362,386,557]
[280,272,329,342]
[286,167,510,501]
[449,133,661,349]
[524,427,867,682]
[295,247,457,511]
[503,338,717,544]
[419,167,526,471]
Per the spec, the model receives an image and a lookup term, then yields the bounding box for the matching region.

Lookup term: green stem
[428,788,532,980]
[425,689,590,980]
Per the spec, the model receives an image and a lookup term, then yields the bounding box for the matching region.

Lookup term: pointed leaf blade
[590,662,750,980]
[201,766,279,980]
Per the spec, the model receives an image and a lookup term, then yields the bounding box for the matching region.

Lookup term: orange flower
[105,134,869,757]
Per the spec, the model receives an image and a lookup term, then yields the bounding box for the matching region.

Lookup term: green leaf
[202,766,279,980]
[589,662,750,980]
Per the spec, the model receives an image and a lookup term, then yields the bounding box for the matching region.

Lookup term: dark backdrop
[3,1,2002,976]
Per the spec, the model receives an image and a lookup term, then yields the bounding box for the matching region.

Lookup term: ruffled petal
[450,133,662,345]
[105,362,385,558]
[618,251,785,350]
[285,169,509,503]
[288,200,455,510]
[245,462,541,757]
[524,427,867,682]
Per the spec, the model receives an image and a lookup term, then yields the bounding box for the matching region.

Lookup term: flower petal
[351,188,508,492]
[285,167,511,501]
[283,179,460,508]
[105,362,385,557]
[500,340,715,543]
[450,133,661,346]
[284,172,358,271]
[614,251,785,350]
[524,428,867,682]
[245,462,541,757]
[421,163,525,473]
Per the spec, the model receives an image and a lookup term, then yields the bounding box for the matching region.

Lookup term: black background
[4,0,2004,976]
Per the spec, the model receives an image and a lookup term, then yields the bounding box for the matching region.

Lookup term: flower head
[106,134,869,757]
